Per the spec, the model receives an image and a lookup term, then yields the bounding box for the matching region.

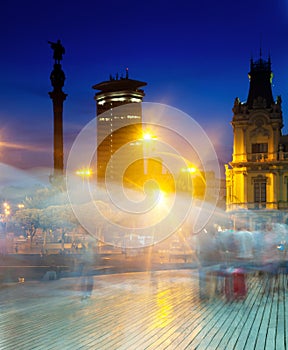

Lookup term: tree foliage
[13,208,41,243]
[24,186,69,209]
[39,204,78,232]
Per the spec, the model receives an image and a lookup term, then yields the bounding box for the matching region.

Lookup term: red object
[224,268,247,301]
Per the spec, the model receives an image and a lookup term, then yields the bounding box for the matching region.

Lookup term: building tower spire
[48,39,67,188]
[247,53,274,108]
[259,32,262,59]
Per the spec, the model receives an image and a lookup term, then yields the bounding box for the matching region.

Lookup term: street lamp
[76,168,92,177]
[179,166,206,197]
[3,202,10,218]
[1,202,11,237]
[143,132,157,141]
[76,168,93,190]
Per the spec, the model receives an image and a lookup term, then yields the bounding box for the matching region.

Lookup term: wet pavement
[0,269,287,349]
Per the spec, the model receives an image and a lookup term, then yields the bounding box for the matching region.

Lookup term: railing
[235,151,288,162]
[277,201,288,210]
[226,201,284,211]
[279,151,288,160]
[249,153,268,162]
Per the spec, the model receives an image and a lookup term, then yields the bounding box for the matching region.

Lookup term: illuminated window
[252,143,268,153]
[111,97,126,102]
[254,177,266,203]
[127,115,141,119]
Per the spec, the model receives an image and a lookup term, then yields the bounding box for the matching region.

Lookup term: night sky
[1,0,288,185]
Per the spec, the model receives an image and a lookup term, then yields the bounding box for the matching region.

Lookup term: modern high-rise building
[225,54,288,227]
[93,71,147,185]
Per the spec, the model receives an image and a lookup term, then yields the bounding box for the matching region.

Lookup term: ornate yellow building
[225,54,288,227]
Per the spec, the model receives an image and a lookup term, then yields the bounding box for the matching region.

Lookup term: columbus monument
[48,39,67,188]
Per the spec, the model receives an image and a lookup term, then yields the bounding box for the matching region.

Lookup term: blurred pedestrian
[194,227,221,300]
[234,226,254,267]
[251,224,265,273]
[217,228,236,267]
[274,223,288,269]
[261,223,280,295]
[195,226,221,267]
[79,241,95,301]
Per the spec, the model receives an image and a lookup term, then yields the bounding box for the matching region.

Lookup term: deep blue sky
[0,0,288,177]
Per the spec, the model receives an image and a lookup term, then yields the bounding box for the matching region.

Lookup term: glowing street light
[181,167,197,174]
[180,166,206,198]
[76,168,92,177]
[181,166,205,182]
[76,168,93,189]
[1,202,11,236]
[143,132,157,141]
[3,202,10,217]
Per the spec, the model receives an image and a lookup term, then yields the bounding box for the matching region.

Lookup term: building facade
[93,71,147,185]
[225,54,288,228]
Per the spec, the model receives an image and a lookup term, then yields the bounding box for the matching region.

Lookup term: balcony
[245,151,288,162]
[249,153,268,162]
[226,201,281,211]
[279,151,288,160]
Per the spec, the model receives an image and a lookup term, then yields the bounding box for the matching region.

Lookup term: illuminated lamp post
[179,166,206,198]
[2,202,11,253]
[76,168,92,187]
[0,202,10,255]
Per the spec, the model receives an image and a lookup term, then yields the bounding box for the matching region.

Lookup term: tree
[24,186,69,209]
[12,208,41,245]
[39,204,78,249]
[72,200,118,244]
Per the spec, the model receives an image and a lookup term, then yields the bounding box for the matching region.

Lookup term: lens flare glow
[66,102,221,248]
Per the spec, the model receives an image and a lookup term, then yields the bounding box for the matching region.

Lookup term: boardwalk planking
[0,270,287,349]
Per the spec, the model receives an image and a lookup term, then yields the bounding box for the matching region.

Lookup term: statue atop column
[48,39,67,188]
[48,39,65,64]
[48,39,66,90]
